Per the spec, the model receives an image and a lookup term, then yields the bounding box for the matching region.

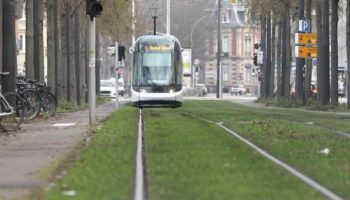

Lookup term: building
[204,0,260,94]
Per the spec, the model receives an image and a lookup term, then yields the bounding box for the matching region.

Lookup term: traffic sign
[257,51,263,65]
[295,46,317,58]
[299,20,311,32]
[295,33,317,45]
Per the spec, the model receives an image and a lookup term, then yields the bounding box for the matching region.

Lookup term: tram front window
[142,52,173,85]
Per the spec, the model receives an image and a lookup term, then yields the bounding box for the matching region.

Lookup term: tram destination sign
[144,45,171,51]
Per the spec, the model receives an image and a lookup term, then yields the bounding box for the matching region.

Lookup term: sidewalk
[0,101,119,200]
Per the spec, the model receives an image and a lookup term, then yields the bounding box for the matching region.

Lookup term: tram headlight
[140,89,147,93]
[169,89,174,93]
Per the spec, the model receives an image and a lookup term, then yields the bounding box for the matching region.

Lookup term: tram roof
[135,35,181,45]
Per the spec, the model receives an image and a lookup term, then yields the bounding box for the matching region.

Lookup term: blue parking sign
[299,20,311,33]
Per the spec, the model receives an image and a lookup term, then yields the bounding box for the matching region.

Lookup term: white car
[109,78,125,97]
[231,85,246,95]
[100,80,116,97]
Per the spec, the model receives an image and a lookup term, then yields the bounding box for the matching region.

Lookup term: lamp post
[151,7,159,35]
[190,15,210,87]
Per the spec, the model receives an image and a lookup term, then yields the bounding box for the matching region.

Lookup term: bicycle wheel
[20,89,41,120]
[41,92,57,117]
[0,92,25,131]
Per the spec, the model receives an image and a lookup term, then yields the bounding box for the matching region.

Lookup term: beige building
[204,0,260,94]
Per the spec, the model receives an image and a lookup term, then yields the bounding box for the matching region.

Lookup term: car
[195,84,207,97]
[109,78,125,97]
[338,81,345,97]
[231,85,246,95]
[100,80,116,97]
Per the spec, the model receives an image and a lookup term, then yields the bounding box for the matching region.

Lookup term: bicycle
[0,72,25,131]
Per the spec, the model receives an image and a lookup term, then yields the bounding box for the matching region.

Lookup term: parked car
[100,80,116,97]
[195,84,207,97]
[338,81,345,97]
[231,85,246,95]
[109,78,125,97]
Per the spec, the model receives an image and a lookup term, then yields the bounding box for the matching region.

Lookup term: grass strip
[179,101,350,199]
[144,108,324,200]
[43,107,138,200]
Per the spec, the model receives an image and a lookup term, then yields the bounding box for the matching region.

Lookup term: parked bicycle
[16,76,57,120]
[0,72,25,131]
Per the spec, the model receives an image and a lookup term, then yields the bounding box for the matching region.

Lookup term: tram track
[134,108,147,200]
[182,112,343,200]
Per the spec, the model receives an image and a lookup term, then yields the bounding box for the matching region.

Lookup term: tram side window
[174,42,183,86]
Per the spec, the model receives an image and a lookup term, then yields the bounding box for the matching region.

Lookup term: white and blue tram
[131,35,183,107]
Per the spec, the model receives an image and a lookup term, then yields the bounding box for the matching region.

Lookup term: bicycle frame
[0,92,16,117]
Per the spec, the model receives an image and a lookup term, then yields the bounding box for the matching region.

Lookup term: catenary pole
[167,0,170,34]
[216,0,222,99]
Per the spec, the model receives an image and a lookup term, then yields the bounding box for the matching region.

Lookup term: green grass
[176,101,350,199]
[144,109,324,200]
[42,100,350,199]
[43,107,138,200]
[57,97,110,113]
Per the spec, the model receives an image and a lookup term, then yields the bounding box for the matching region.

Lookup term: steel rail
[134,108,145,200]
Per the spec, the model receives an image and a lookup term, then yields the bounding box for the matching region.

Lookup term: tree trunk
[53,0,59,98]
[277,20,282,98]
[270,16,276,97]
[2,0,17,93]
[59,7,68,101]
[322,0,330,105]
[0,0,2,72]
[65,4,71,101]
[304,0,313,102]
[281,10,288,97]
[96,31,101,96]
[316,3,323,104]
[266,12,272,97]
[38,0,44,81]
[33,0,40,80]
[69,5,76,102]
[47,0,55,93]
[331,0,339,105]
[25,0,34,79]
[74,10,81,105]
[295,0,305,102]
[260,13,267,98]
[347,0,350,108]
[285,6,291,97]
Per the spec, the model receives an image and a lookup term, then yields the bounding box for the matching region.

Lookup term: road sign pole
[115,42,119,109]
[88,18,96,125]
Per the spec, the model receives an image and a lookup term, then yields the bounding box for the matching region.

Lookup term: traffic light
[254,43,260,50]
[118,45,125,61]
[86,0,103,19]
[253,53,257,66]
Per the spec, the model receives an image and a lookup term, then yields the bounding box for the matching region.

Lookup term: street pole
[216,0,222,99]
[166,0,170,34]
[153,16,157,35]
[88,18,96,125]
[115,42,119,109]
[295,0,305,101]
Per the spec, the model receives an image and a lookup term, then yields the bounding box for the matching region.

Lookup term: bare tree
[26,0,34,79]
[331,0,339,105]
[2,0,17,93]
[347,0,350,108]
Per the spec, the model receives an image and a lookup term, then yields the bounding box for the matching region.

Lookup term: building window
[244,35,251,57]
[18,34,25,52]
[245,65,252,82]
[223,36,229,57]
[223,65,229,81]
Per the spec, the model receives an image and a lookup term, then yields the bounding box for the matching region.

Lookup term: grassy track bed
[144,109,324,200]
[44,107,138,200]
[179,101,350,199]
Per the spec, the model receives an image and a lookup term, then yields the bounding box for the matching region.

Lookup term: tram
[131,35,183,107]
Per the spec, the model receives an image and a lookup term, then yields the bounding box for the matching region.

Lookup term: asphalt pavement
[0,101,120,200]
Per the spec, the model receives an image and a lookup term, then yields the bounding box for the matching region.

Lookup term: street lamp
[150,7,159,35]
